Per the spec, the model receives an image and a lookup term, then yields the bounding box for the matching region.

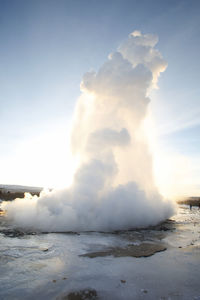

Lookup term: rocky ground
[0,205,200,299]
[0,187,200,300]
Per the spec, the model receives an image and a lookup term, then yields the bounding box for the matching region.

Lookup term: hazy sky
[0,0,200,198]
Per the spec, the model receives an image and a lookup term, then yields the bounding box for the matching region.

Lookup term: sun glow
[143,111,195,200]
[0,124,78,189]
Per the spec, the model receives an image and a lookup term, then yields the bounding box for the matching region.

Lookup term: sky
[0,0,200,199]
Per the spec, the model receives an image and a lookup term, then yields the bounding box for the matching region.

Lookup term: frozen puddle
[0,205,200,300]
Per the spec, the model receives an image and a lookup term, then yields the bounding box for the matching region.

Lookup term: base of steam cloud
[1,184,176,233]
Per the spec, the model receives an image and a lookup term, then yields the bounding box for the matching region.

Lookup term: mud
[80,242,167,258]
[57,289,98,300]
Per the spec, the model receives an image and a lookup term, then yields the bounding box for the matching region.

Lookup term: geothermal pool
[0,205,200,300]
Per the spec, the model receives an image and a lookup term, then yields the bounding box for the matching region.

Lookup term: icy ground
[0,205,200,300]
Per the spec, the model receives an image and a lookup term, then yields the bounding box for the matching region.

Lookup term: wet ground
[0,205,200,300]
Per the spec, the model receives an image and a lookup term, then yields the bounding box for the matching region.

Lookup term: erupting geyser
[2,31,175,231]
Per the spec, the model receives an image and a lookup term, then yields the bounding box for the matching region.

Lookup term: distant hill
[177,197,200,207]
[0,184,43,201]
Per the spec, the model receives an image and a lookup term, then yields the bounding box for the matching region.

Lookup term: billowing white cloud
[119,30,167,86]
[2,31,175,232]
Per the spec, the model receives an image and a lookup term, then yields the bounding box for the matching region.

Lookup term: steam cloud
[2,31,175,232]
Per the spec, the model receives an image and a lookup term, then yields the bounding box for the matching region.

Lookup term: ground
[0,191,200,299]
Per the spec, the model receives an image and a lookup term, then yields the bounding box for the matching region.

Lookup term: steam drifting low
[3,31,175,231]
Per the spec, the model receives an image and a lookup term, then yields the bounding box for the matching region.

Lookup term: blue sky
[0,0,200,197]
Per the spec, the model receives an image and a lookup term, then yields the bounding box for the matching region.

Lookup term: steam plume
[2,31,175,231]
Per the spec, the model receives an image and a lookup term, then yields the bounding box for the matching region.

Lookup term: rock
[121,280,126,283]
[0,229,25,238]
[42,248,48,252]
